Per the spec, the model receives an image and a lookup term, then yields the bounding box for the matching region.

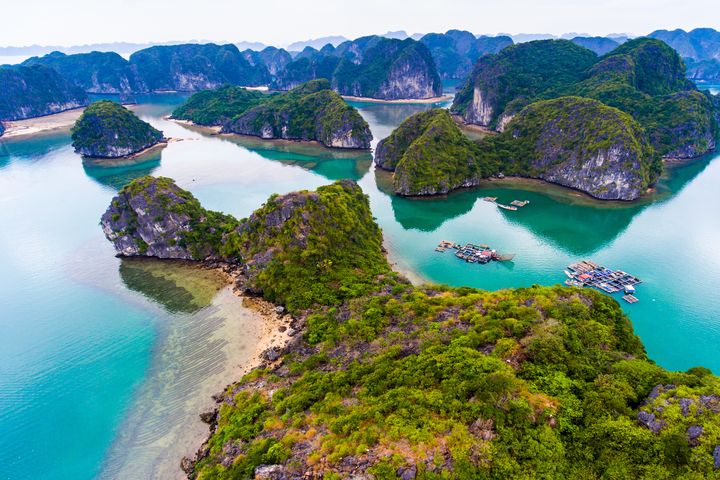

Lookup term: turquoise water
[1,94,720,479]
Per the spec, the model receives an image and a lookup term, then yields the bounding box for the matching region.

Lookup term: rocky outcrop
[273,36,442,100]
[378,98,660,200]
[451,40,597,128]
[71,100,164,158]
[375,109,493,196]
[570,36,621,55]
[454,38,720,161]
[223,79,372,149]
[502,97,660,200]
[128,43,268,91]
[419,30,513,80]
[332,37,442,100]
[101,176,389,311]
[101,177,218,260]
[0,65,89,121]
[21,51,145,94]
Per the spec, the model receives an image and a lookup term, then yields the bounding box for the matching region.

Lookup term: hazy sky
[3,0,720,47]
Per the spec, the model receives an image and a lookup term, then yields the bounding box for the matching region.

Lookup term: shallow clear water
[1,94,720,479]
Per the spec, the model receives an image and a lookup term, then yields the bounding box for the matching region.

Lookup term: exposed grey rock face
[637,411,666,433]
[21,51,146,94]
[223,81,372,149]
[714,445,720,468]
[0,65,89,121]
[254,464,286,479]
[101,178,201,259]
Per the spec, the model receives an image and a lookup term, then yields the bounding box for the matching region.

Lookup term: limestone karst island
[2,2,720,480]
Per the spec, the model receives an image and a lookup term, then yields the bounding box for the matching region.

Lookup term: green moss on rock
[171,85,266,125]
[223,79,372,149]
[71,100,164,158]
[377,98,659,200]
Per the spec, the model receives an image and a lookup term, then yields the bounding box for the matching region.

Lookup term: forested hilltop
[0,65,89,121]
[375,103,659,200]
[100,176,720,479]
[172,80,372,149]
[71,100,165,158]
[453,38,719,161]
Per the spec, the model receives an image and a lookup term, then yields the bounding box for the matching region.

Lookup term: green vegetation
[452,40,598,127]
[22,51,142,94]
[105,177,393,312]
[453,38,720,159]
[171,85,267,126]
[332,37,442,99]
[235,180,394,311]
[224,79,372,149]
[377,99,659,200]
[375,110,494,195]
[71,100,164,158]
[0,65,88,121]
[103,177,720,478]
[192,279,720,479]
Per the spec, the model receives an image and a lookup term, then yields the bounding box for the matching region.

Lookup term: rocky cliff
[71,100,164,158]
[100,177,720,480]
[454,38,720,161]
[375,109,492,195]
[0,65,89,121]
[419,30,513,80]
[273,36,442,100]
[101,176,390,311]
[378,98,660,200]
[171,85,266,126]
[223,79,372,149]
[332,37,442,100]
[502,97,660,200]
[22,51,144,94]
[128,43,268,92]
[451,40,597,128]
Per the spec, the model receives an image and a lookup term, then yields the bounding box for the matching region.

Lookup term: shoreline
[342,94,453,104]
[168,116,371,151]
[93,259,294,479]
[81,139,175,162]
[2,104,140,139]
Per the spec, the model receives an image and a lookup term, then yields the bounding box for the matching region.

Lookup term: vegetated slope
[99,176,720,479]
[376,100,659,200]
[22,51,144,94]
[453,38,719,160]
[171,85,267,125]
[71,100,164,158]
[223,79,372,148]
[0,65,89,120]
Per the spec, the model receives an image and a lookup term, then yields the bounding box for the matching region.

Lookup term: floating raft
[564,260,642,296]
[482,197,497,203]
[435,241,515,264]
[511,200,530,207]
[622,294,639,304]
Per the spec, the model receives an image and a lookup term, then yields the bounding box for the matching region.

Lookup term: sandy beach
[2,104,141,139]
[342,94,453,104]
[83,258,294,480]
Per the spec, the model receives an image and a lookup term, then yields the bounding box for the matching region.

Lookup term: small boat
[510,200,530,207]
[482,196,497,203]
[497,204,518,211]
[493,252,516,261]
[435,247,445,252]
[624,285,636,294]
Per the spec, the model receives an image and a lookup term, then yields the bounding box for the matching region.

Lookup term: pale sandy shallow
[2,105,140,138]
[98,285,292,480]
[342,94,453,104]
